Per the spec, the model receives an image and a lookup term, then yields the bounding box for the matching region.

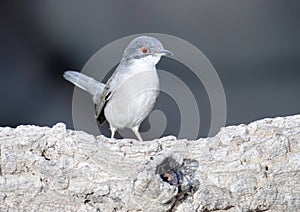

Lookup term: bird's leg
[110,127,117,139]
[132,126,143,141]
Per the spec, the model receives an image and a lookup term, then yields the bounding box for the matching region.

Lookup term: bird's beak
[157,49,173,56]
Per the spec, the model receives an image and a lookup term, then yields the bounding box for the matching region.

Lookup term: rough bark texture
[0,115,300,211]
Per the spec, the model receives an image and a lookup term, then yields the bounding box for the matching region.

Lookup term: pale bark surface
[0,115,299,211]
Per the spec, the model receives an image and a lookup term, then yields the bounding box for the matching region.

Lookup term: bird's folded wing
[94,75,116,122]
[95,87,110,117]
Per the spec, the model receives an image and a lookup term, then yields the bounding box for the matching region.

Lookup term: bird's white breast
[104,57,160,129]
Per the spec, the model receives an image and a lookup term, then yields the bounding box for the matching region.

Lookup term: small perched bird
[63,36,173,141]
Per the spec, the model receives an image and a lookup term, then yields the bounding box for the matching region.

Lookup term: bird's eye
[141,47,149,54]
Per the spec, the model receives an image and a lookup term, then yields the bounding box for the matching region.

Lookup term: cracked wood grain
[0,115,300,211]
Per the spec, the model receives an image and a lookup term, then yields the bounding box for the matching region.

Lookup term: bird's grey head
[121,36,173,65]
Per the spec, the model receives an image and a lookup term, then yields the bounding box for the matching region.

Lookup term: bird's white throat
[130,55,161,73]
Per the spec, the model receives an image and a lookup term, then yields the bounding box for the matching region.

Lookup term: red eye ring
[141,47,149,54]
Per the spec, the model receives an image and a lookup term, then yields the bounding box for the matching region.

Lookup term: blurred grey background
[0,1,299,137]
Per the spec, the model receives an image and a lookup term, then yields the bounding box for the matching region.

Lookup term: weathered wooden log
[0,115,299,211]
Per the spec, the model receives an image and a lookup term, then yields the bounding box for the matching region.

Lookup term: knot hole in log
[155,157,200,208]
